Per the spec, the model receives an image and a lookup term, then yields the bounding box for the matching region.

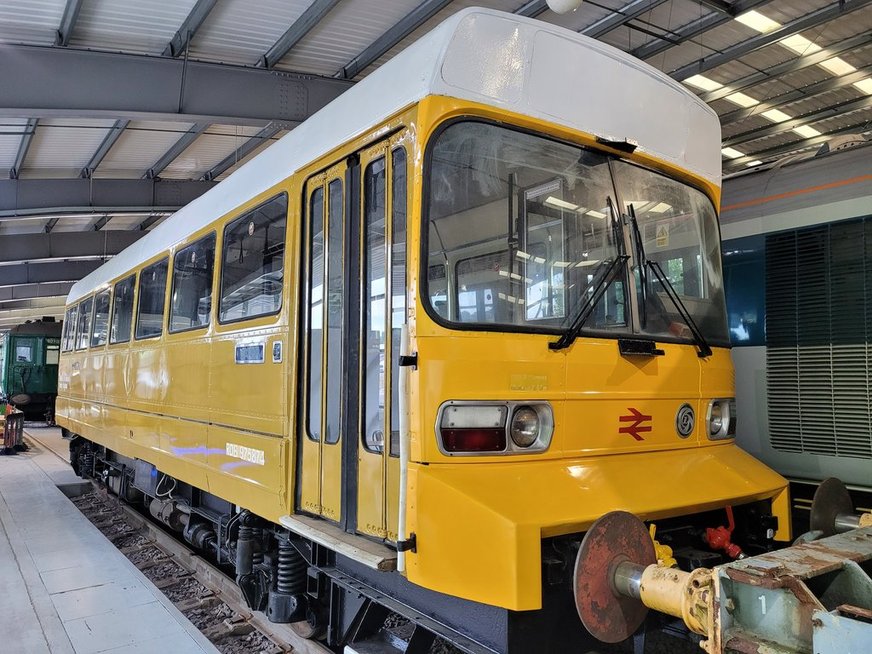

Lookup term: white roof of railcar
[68,7,720,304]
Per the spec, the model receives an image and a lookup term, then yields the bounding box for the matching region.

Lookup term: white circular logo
[676,404,695,438]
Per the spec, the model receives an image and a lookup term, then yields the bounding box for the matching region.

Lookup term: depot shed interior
[0,0,871,329]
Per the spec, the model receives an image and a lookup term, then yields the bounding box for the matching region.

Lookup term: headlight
[510,406,540,447]
[707,398,736,440]
[436,401,554,455]
[709,403,723,435]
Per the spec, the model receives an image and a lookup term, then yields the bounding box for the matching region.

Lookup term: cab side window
[62,305,78,352]
[135,259,169,339]
[91,289,111,347]
[219,195,288,323]
[76,297,93,350]
[170,234,216,333]
[110,275,135,344]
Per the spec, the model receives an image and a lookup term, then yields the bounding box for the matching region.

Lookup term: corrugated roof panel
[785,86,863,118]
[21,118,116,178]
[49,215,102,232]
[732,46,800,80]
[0,217,50,236]
[653,19,767,77]
[215,130,288,181]
[813,6,872,44]
[598,0,722,63]
[362,0,530,78]
[0,0,65,46]
[0,118,32,179]
[159,124,262,180]
[275,0,421,77]
[93,120,195,179]
[69,0,198,55]
[103,213,159,230]
[815,107,872,133]
[762,0,832,26]
[188,0,312,67]
[722,122,763,143]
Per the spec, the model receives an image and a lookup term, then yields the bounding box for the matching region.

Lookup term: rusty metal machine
[575,479,872,653]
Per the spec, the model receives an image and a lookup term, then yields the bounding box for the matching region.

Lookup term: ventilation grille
[765,217,872,459]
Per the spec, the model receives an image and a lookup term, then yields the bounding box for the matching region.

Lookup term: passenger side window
[91,289,111,347]
[170,233,215,333]
[219,195,288,323]
[135,259,169,339]
[16,343,33,362]
[76,297,93,350]
[45,341,60,365]
[110,275,135,344]
[62,305,78,352]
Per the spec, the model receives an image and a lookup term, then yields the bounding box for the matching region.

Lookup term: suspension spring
[276,539,306,595]
[82,452,95,477]
[252,527,264,566]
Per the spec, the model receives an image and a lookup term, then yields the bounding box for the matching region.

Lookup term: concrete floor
[0,426,218,654]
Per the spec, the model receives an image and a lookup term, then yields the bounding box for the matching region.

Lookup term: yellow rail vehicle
[58,9,790,653]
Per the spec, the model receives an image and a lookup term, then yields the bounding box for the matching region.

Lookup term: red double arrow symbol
[619,407,652,441]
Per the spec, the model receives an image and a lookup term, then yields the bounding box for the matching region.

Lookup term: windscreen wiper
[626,204,713,358]
[626,203,648,329]
[549,254,630,351]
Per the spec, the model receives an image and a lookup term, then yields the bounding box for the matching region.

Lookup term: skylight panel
[819,57,856,76]
[762,109,792,122]
[853,78,872,94]
[735,10,780,33]
[684,74,722,91]
[780,34,822,56]
[725,92,758,108]
[792,125,821,138]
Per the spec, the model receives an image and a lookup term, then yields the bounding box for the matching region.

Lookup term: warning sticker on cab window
[656,221,669,247]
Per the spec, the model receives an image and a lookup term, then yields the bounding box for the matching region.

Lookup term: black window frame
[134,258,169,341]
[62,304,78,352]
[90,288,111,347]
[217,193,289,326]
[109,274,136,345]
[75,296,94,351]
[168,232,217,335]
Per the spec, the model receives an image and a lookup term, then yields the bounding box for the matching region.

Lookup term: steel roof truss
[702,31,872,104]
[338,0,454,79]
[259,0,342,69]
[670,0,872,81]
[55,0,83,47]
[10,118,38,180]
[81,120,130,179]
[163,0,218,58]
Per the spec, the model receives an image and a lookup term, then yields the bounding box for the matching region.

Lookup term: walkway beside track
[0,425,218,654]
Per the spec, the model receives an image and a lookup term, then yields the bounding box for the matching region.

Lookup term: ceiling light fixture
[722,147,744,159]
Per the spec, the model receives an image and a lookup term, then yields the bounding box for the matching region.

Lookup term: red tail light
[441,428,506,453]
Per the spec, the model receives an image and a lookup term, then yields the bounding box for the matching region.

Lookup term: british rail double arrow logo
[619,407,652,441]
